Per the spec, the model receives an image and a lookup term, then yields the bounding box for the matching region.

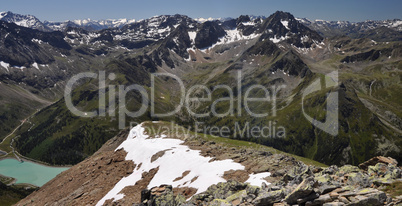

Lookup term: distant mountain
[0,11,51,32]
[0,11,400,168]
[0,11,136,31]
[297,17,402,41]
[2,10,401,39]
[44,18,136,31]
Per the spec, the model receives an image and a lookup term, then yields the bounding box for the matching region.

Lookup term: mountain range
[0,10,401,205]
[0,11,136,32]
[1,11,401,37]
[0,10,400,165]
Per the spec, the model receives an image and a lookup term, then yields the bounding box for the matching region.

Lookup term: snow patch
[201,28,260,52]
[67,30,78,35]
[96,123,261,205]
[246,172,271,186]
[188,31,196,44]
[195,17,215,23]
[301,35,309,43]
[242,21,255,26]
[269,35,288,43]
[184,48,194,61]
[32,62,39,70]
[31,38,44,44]
[391,20,402,28]
[280,20,290,30]
[0,61,10,72]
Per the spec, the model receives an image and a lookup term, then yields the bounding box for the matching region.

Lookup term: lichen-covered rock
[306,193,333,205]
[282,162,312,185]
[359,156,398,170]
[138,156,400,206]
[174,194,186,205]
[284,177,316,204]
[207,180,249,200]
[347,190,387,206]
[345,172,371,187]
[314,174,332,184]
[209,199,231,206]
[252,189,286,206]
[225,190,247,205]
[317,184,340,195]
[337,165,360,175]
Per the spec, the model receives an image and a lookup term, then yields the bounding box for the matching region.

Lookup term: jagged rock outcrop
[259,11,323,48]
[194,21,226,49]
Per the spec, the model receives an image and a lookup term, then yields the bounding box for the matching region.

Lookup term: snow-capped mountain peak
[0,11,137,32]
[297,17,402,37]
[0,11,51,31]
[71,18,136,28]
[45,18,136,31]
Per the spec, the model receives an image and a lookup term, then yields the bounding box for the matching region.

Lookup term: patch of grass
[142,121,327,167]
[0,174,15,185]
[381,181,402,198]
[0,181,37,206]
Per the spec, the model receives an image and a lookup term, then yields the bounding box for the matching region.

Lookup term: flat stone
[338,196,350,204]
[297,192,319,204]
[311,194,332,205]
[323,202,345,206]
[329,192,339,198]
[318,184,340,194]
[252,189,285,206]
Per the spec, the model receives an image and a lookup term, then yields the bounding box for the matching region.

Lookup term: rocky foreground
[139,156,402,206]
[16,123,401,206]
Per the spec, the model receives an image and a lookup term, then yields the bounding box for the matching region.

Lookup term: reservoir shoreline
[0,158,70,187]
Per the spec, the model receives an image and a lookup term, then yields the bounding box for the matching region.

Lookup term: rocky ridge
[139,157,402,206]
[16,122,402,206]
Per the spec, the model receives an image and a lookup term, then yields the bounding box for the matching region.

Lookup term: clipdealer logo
[302,70,339,136]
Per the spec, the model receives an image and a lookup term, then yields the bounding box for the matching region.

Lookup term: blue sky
[2,0,401,22]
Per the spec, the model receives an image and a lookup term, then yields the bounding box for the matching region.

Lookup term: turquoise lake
[0,158,69,186]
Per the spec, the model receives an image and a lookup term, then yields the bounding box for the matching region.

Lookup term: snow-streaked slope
[97,123,270,205]
[297,17,402,32]
[200,28,260,51]
[195,17,233,23]
[0,11,50,31]
[45,18,136,31]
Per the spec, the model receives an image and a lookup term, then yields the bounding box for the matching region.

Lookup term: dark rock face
[300,18,402,41]
[244,37,280,56]
[356,26,402,42]
[163,24,192,58]
[195,21,226,49]
[235,15,261,36]
[270,50,312,78]
[221,18,237,29]
[340,48,393,63]
[0,11,52,32]
[259,11,323,48]
[148,23,193,68]
[0,21,70,67]
[236,15,251,25]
